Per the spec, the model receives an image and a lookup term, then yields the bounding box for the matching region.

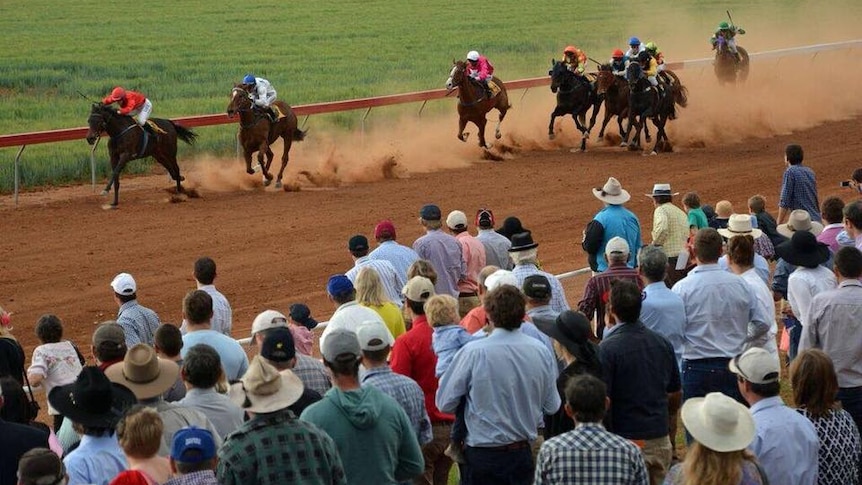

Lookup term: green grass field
[1,0,859,191]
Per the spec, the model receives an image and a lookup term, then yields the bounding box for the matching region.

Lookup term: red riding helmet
[564,45,578,55]
[109,87,126,101]
[612,49,625,59]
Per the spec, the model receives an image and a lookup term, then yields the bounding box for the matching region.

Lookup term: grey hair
[638,245,668,282]
[510,248,537,265]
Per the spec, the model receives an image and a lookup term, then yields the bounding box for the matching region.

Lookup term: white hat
[110,273,137,295]
[466,50,480,61]
[250,310,288,337]
[777,210,824,238]
[604,236,630,256]
[484,269,519,291]
[645,183,679,198]
[402,276,435,302]
[356,321,393,351]
[229,356,304,414]
[681,392,755,452]
[592,177,631,205]
[718,214,763,240]
[446,210,468,230]
[729,348,780,384]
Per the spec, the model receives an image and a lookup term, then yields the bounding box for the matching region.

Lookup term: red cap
[612,49,625,58]
[475,208,495,228]
[374,220,396,240]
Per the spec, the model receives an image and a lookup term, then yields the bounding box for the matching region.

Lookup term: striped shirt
[512,263,570,313]
[577,264,642,338]
[346,256,405,307]
[476,229,512,269]
[117,300,161,347]
[199,284,233,336]
[361,366,432,445]
[413,230,466,297]
[368,240,420,284]
[650,202,688,258]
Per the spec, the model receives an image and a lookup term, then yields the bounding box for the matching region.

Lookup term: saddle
[146,120,167,135]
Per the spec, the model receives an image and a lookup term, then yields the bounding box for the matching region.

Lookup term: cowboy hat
[105,344,180,400]
[644,183,679,198]
[681,392,755,453]
[777,210,824,238]
[48,366,136,428]
[717,214,763,240]
[774,230,831,268]
[592,177,631,204]
[496,216,529,240]
[508,232,539,252]
[229,355,304,414]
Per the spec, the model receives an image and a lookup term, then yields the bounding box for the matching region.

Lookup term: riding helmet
[718,21,730,30]
[466,50,480,61]
[645,41,657,52]
[242,74,256,84]
[564,45,577,55]
[612,49,625,59]
[110,87,125,100]
[629,36,641,46]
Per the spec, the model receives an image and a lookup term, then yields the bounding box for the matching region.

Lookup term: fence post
[14,145,25,207]
[360,107,372,145]
[418,100,428,118]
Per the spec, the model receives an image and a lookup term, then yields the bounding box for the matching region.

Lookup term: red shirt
[102,90,148,115]
[390,315,454,423]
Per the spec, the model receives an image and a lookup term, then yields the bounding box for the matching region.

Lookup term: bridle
[229,87,267,128]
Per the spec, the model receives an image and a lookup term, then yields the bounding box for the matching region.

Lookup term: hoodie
[300,385,424,485]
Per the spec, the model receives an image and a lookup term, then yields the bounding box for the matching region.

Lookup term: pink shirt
[460,306,487,334]
[817,223,844,253]
[455,232,486,294]
[289,325,313,356]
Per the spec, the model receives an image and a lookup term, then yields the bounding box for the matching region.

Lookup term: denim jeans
[837,387,862,434]
[783,315,802,362]
[681,358,744,404]
[451,398,467,443]
[462,445,533,485]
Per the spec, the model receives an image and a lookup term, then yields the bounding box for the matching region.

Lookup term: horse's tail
[674,84,689,108]
[173,123,198,145]
[292,128,307,142]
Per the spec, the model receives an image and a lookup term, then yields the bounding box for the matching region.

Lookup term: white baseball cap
[356,321,394,351]
[446,210,468,230]
[110,273,137,295]
[250,310,288,337]
[484,269,519,291]
[729,348,780,384]
[604,237,630,256]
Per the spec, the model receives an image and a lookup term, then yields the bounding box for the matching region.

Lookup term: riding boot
[267,107,278,124]
[138,125,150,156]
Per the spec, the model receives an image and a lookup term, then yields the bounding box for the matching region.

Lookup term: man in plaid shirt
[534,374,648,485]
[777,144,821,224]
[577,238,643,340]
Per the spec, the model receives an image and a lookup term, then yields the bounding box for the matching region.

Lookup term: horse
[623,62,687,155]
[226,86,306,189]
[445,60,510,149]
[85,103,197,207]
[594,64,642,145]
[547,60,601,152]
[713,36,750,85]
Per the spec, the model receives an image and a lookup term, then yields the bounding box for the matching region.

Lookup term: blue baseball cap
[419,204,442,221]
[171,427,216,463]
[327,274,354,297]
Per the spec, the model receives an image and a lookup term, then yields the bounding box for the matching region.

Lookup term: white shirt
[320,301,391,350]
[345,256,404,308]
[28,341,83,415]
[251,77,277,107]
[740,268,779,365]
[787,266,836,329]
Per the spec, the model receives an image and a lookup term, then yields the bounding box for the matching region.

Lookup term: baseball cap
[260,327,296,363]
[321,328,361,362]
[348,234,369,252]
[476,208,495,228]
[327,274,354,297]
[250,310,288,337]
[419,204,442,221]
[604,237,630,256]
[374,220,397,239]
[92,322,126,351]
[356,321,392,351]
[484,269,519,291]
[729,348,780,384]
[170,426,216,463]
[446,210,468,230]
[110,273,137,295]
[522,274,551,299]
[402,276,435,302]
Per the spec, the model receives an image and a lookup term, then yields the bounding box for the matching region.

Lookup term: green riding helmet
[645,41,658,52]
[718,21,730,30]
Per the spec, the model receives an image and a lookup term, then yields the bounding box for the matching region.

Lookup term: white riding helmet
[466,50,480,61]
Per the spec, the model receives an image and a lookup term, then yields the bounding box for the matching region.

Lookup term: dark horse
[547,60,601,152]
[445,60,510,149]
[594,64,642,145]
[226,86,306,189]
[714,36,750,85]
[85,103,197,207]
[624,62,688,154]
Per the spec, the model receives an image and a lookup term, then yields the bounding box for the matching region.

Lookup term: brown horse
[595,65,649,145]
[226,86,306,189]
[85,103,196,207]
[445,60,510,149]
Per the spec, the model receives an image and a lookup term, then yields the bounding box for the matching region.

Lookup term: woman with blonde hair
[112,405,172,485]
[355,267,406,339]
[664,392,766,485]
[0,305,25,386]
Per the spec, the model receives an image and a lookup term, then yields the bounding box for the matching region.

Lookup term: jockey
[562,45,591,88]
[609,49,626,77]
[644,42,665,71]
[623,37,643,63]
[710,21,746,60]
[637,51,664,97]
[466,50,494,97]
[241,74,279,121]
[102,87,152,127]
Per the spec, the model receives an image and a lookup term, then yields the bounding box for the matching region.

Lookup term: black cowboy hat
[48,366,136,429]
[536,311,599,364]
[496,217,530,241]
[508,232,539,252]
[774,230,831,269]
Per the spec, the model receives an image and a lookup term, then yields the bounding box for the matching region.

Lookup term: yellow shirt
[651,202,689,257]
[364,302,407,339]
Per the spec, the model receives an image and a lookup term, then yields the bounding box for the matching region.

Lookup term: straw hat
[717,214,763,240]
[592,177,631,204]
[777,210,824,238]
[644,183,679,198]
[105,344,180,400]
[229,356,304,414]
[681,392,755,452]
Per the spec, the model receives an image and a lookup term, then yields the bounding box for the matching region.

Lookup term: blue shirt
[178,387,245,440]
[512,264,570,313]
[368,240,420,284]
[432,324,475,377]
[64,434,127,485]
[750,396,819,485]
[435,328,560,446]
[718,253,770,285]
[182,329,249,381]
[361,366,432,446]
[640,282,685,369]
[412,230,466,297]
[476,229,512,270]
[593,205,642,272]
[779,164,821,221]
[117,300,160,348]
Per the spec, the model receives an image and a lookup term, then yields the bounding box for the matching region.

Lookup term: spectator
[368,219,420,285]
[301,329,424,484]
[583,177,642,271]
[849,167,862,195]
[0,381,50,485]
[179,290,248,381]
[483,270,554,354]
[708,200,733,229]
[638,246,684,369]
[778,143,821,223]
[189,257,232,336]
[357,322,432,447]
[800,246,862,431]
[646,183,689,286]
[111,272,161,348]
[459,265,500,334]
[164,427,219,485]
[749,194,785,248]
[177,344,243,440]
[26,314,84,432]
[436,285,559,484]
[474,208,512,269]
[92,322,128,371]
[113,406,171,485]
[356,266,407,339]
[534,374,648,485]
[286,303,315,355]
[154,324,185,403]
[413,204,467,298]
[578,237,642,340]
[536,310,602,439]
[731,347,819,485]
[258,328,322,416]
[817,196,846,253]
[288,302,318,330]
[250,310,331,397]
[496,216,529,241]
[221,356,346,485]
[777,209,824,240]
[0,306,25,386]
[320,274,391,350]
[600,280,680,483]
[345,234,405,307]
[790,349,861,485]
[716,215,771,284]
[445,210,487,317]
[672,228,770,404]
[682,192,709,236]
[17,448,66,485]
[105,344,221,457]
[390,277,456,485]
[664,392,764,485]
[48,367,136,485]
[509,232,570,313]
[407,259,438,285]
[523,274,559,335]
[844,200,862,250]
[0,377,62,455]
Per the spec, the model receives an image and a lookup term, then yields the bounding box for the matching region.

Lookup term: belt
[472,441,529,451]
[459,292,478,298]
[684,357,732,364]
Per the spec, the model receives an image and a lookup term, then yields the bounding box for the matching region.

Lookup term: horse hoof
[495,132,502,140]
[548,133,556,140]
[246,169,255,175]
[650,151,658,156]
[101,204,117,211]
[263,179,272,187]
[275,181,283,189]
[569,148,585,153]
[619,142,627,148]
[100,190,109,196]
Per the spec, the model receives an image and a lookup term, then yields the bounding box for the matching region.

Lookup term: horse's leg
[258,143,273,185]
[111,155,130,207]
[650,117,666,155]
[494,108,507,140]
[476,118,489,148]
[275,138,292,189]
[572,113,588,152]
[548,111,559,140]
[243,146,255,175]
[102,152,121,196]
[457,117,469,143]
[597,106,612,139]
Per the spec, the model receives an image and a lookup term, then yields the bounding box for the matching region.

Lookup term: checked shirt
[779,164,821,221]
[362,366,432,445]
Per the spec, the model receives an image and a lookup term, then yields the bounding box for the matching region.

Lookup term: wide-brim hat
[717,214,763,240]
[681,392,755,453]
[777,210,824,238]
[645,183,679,198]
[105,344,180,400]
[508,232,538,252]
[496,216,529,240]
[229,356,304,414]
[593,177,631,204]
[536,311,598,363]
[48,366,137,428]
[775,230,831,268]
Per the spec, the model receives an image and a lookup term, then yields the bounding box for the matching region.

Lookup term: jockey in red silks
[102,87,152,127]
[466,50,494,97]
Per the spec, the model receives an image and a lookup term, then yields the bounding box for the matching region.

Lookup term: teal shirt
[687,207,708,229]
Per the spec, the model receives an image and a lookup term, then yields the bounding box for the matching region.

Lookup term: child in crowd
[749,194,786,248]
[113,405,172,485]
[26,314,84,432]
[682,192,709,236]
[154,324,186,402]
[287,303,315,355]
